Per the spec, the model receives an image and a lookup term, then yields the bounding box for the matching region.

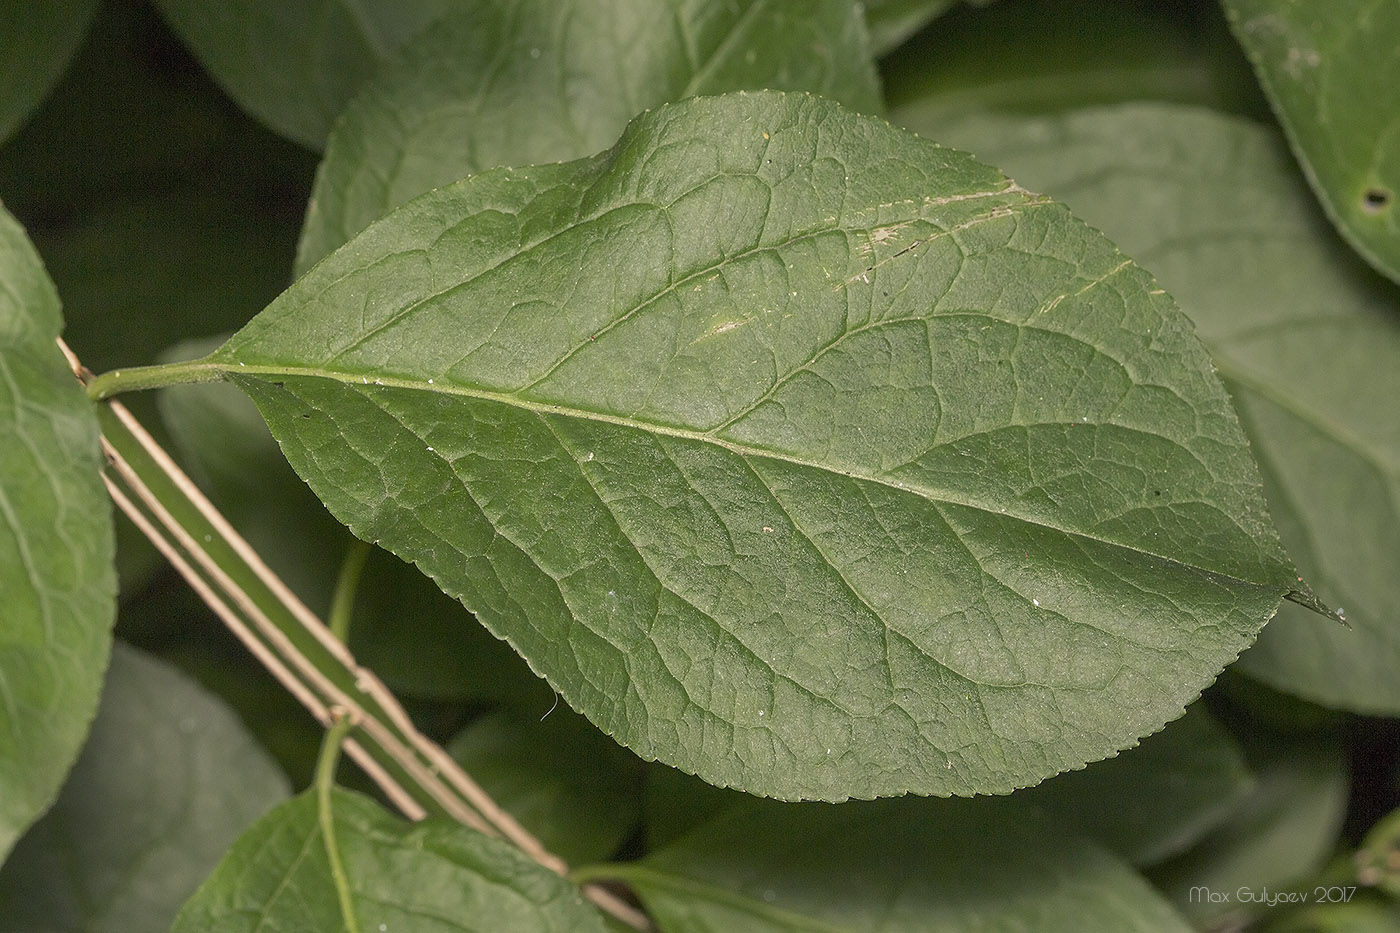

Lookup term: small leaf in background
[0,202,115,860]
[150,0,454,151]
[1356,806,1400,898]
[448,708,643,865]
[1011,704,1253,866]
[862,0,960,56]
[172,786,607,932]
[1223,0,1400,283]
[213,91,1299,800]
[0,643,290,932]
[897,103,1400,713]
[881,0,1267,125]
[1269,900,1400,933]
[599,799,1191,932]
[0,0,97,146]
[641,703,1255,867]
[296,0,882,273]
[350,546,556,706]
[0,0,318,227]
[1147,733,1349,926]
[644,764,753,852]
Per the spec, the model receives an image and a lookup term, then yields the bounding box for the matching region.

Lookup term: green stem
[85,357,227,400]
[329,538,373,643]
[317,714,359,933]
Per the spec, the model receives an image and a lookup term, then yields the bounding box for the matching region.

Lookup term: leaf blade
[151,0,454,149]
[895,101,1400,712]
[0,643,290,931]
[1223,0,1400,282]
[172,787,606,932]
[296,0,882,273]
[0,203,115,860]
[602,799,1192,932]
[216,91,1297,799]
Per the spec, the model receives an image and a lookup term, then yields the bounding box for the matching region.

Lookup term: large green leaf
[0,0,98,146]
[597,799,1191,931]
[151,0,454,150]
[0,643,289,931]
[0,203,115,859]
[172,786,606,932]
[208,91,1299,800]
[295,0,882,274]
[1223,0,1400,283]
[898,102,1400,712]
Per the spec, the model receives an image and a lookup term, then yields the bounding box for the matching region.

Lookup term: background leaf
[448,707,643,865]
[895,102,1400,713]
[1011,704,1253,866]
[1223,0,1400,282]
[295,0,882,273]
[598,799,1192,932]
[880,0,1266,125]
[0,202,115,860]
[151,0,455,150]
[0,0,98,146]
[862,0,960,57]
[213,91,1297,800]
[172,786,607,932]
[1147,732,1349,926]
[0,643,290,932]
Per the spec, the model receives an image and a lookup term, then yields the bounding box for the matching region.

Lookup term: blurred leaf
[1355,805,1400,897]
[1012,704,1253,866]
[214,90,1300,801]
[172,786,607,932]
[601,799,1191,931]
[448,707,643,865]
[0,202,114,860]
[151,0,455,150]
[900,103,1400,713]
[1266,899,1400,933]
[0,0,98,145]
[862,0,959,56]
[1148,733,1349,926]
[643,764,750,852]
[349,545,552,704]
[0,1,317,224]
[883,0,1265,124]
[44,197,295,376]
[0,643,289,931]
[296,0,881,273]
[1224,0,1400,283]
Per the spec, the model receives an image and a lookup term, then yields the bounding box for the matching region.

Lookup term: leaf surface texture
[216,91,1297,799]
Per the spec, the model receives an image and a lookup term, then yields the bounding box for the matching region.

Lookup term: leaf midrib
[218,359,1282,591]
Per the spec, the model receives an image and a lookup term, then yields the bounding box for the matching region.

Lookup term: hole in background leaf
[1361,187,1391,214]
